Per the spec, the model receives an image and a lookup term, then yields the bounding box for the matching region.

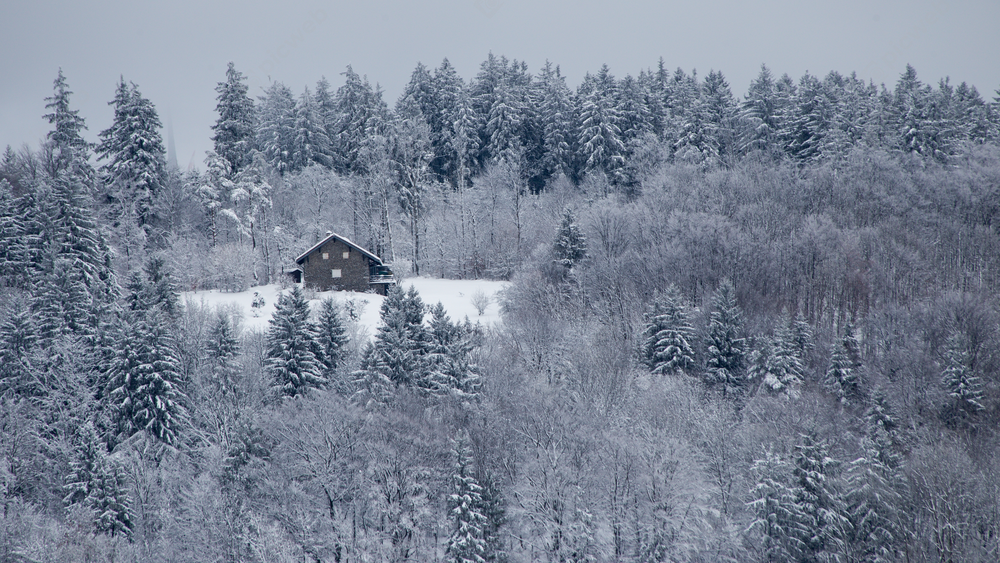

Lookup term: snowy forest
[1,55,1000,562]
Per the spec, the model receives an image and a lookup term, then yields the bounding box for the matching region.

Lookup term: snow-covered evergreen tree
[752,318,805,396]
[89,457,134,539]
[0,306,35,394]
[704,280,747,397]
[105,308,187,447]
[289,86,332,171]
[748,451,804,562]
[212,62,256,175]
[577,67,625,179]
[791,433,849,562]
[255,81,296,174]
[265,286,326,398]
[640,285,695,376]
[535,62,575,182]
[315,297,350,377]
[206,312,241,401]
[845,436,905,563]
[553,207,587,269]
[63,421,105,507]
[426,303,481,398]
[825,333,859,404]
[31,173,118,341]
[940,331,985,417]
[97,78,166,226]
[43,69,94,182]
[445,432,489,563]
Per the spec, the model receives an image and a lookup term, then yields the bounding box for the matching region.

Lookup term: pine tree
[640,285,695,376]
[43,69,94,182]
[315,297,350,377]
[195,152,233,247]
[89,458,134,539]
[426,303,481,398]
[289,86,332,171]
[825,335,859,404]
[553,207,587,269]
[748,451,804,562]
[206,312,241,401]
[940,332,985,419]
[255,81,296,174]
[790,311,815,362]
[31,173,118,341]
[105,309,187,447]
[0,307,35,394]
[125,257,180,319]
[845,436,904,563]
[791,433,849,562]
[97,78,166,226]
[577,67,625,179]
[212,62,256,175]
[266,286,326,397]
[704,280,747,397]
[330,66,390,175]
[446,432,489,563]
[535,62,575,181]
[63,422,105,507]
[752,319,805,396]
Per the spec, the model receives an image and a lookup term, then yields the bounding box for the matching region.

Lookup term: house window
[342,251,350,259]
[322,252,329,260]
[331,269,342,278]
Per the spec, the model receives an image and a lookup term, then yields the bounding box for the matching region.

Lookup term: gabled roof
[295,232,383,265]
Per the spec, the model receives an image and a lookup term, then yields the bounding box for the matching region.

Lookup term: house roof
[294,232,383,265]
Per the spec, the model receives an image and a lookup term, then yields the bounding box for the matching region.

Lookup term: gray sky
[2,0,998,171]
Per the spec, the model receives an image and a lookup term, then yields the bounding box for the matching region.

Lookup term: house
[293,232,395,295]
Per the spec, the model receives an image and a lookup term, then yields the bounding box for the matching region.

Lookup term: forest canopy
[1,57,999,562]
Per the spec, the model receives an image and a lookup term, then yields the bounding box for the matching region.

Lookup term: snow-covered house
[293,232,395,295]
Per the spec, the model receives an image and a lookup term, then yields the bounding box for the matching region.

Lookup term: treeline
[0,57,999,562]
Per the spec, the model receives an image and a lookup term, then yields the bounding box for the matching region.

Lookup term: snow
[180,277,509,337]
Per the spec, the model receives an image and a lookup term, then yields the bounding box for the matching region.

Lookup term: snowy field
[180,277,509,337]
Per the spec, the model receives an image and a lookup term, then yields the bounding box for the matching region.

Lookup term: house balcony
[369,274,395,285]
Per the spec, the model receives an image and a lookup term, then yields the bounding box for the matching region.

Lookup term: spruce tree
[577,67,625,179]
[289,86,332,171]
[790,433,849,562]
[940,332,985,419]
[212,62,256,175]
[31,173,118,341]
[63,422,105,507]
[0,306,35,394]
[446,432,489,563]
[265,286,326,397]
[426,303,481,398]
[748,451,804,562]
[315,297,350,379]
[640,285,695,376]
[845,437,904,563]
[354,285,429,403]
[535,61,575,181]
[752,319,805,396]
[704,279,747,397]
[105,309,187,447]
[553,207,587,269]
[89,458,134,539]
[255,81,296,174]
[205,312,242,401]
[825,338,859,404]
[97,78,166,227]
[43,69,94,182]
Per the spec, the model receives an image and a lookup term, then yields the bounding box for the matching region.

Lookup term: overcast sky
[2,0,998,171]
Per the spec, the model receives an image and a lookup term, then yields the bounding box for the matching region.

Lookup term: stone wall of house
[300,238,373,292]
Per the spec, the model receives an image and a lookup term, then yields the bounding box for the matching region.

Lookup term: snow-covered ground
[180,277,509,337]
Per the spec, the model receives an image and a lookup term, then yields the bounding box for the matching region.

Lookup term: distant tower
[166,115,179,171]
